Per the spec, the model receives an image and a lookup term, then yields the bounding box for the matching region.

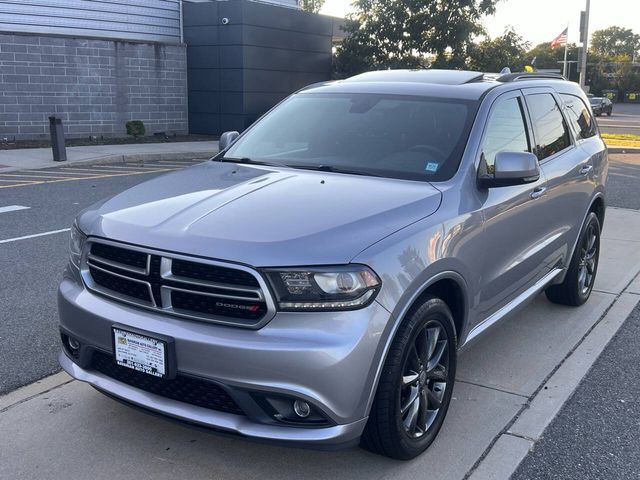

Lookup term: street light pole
[579,0,590,88]
[562,25,569,78]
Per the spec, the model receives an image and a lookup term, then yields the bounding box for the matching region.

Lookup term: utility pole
[562,25,569,78]
[579,0,590,88]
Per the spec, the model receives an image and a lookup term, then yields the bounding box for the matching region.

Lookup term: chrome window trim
[80,237,277,329]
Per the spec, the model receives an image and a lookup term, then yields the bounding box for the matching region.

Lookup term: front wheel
[546,212,600,306]
[361,296,457,460]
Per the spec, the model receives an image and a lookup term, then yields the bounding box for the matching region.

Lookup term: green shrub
[125,120,145,138]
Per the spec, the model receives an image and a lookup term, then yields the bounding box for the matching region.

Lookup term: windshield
[223,93,479,182]
[589,97,603,104]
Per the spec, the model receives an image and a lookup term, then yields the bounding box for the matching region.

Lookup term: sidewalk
[1,208,639,480]
[0,141,219,173]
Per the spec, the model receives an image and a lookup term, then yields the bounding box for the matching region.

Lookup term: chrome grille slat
[159,257,263,300]
[87,253,150,275]
[86,261,156,307]
[80,239,275,328]
[161,285,262,303]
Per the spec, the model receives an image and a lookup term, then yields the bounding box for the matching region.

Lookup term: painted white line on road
[0,228,70,245]
[0,205,30,214]
[598,123,640,127]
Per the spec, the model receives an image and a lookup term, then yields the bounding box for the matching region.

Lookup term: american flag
[550,28,568,49]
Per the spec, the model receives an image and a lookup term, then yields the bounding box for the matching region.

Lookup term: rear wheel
[361,296,456,460]
[546,212,600,306]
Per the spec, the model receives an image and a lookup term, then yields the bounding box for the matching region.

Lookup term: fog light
[293,400,311,418]
[67,337,80,352]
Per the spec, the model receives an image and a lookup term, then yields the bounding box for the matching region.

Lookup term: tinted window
[481,97,530,172]
[224,93,479,182]
[526,93,571,160]
[561,94,597,140]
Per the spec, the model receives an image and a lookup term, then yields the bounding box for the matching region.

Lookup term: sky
[320,0,640,47]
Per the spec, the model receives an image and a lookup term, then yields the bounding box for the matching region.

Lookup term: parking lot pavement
[0,159,204,394]
[1,206,639,479]
[596,103,640,136]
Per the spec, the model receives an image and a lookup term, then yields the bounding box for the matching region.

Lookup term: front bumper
[58,270,392,446]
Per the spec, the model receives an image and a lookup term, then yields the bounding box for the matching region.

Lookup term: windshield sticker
[425,162,439,173]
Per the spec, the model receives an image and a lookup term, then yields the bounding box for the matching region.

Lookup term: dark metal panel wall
[184,0,333,135]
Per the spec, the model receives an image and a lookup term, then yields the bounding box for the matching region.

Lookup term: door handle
[580,165,593,176]
[530,186,546,199]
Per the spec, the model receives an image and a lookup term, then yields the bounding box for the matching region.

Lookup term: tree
[613,61,640,95]
[521,42,580,81]
[334,0,499,78]
[591,26,640,60]
[467,28,530,73]
[298,0,325,14]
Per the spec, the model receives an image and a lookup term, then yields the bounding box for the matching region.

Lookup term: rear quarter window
[561,94,597,140]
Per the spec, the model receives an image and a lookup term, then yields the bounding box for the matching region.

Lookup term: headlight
[69,222,86,269]
[264,265,381,311]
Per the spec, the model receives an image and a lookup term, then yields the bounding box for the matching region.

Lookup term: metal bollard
[49,116,67,162]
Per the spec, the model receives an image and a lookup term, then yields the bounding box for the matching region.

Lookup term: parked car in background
[589,96,613,116]
[58,69,607,460]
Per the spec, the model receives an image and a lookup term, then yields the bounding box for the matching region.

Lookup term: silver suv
[59,70,607,460]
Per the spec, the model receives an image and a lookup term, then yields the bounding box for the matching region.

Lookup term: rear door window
[525,93,572,161]
[561,94,597,140]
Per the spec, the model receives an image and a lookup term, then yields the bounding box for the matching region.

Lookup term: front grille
[171,290,268,320]
[90,242,148,271]
[90,351,244,416]
[82,240,271,327]
[89,265,152,303]
[172,259,259,287]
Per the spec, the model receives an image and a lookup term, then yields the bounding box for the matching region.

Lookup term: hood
[78,162,442,267]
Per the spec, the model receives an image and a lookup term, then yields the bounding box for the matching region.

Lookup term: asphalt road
[0,153,638,397]
[596,103,640,136]
[607,153,640,210]
[0,160,200,394]
[513,303,640,479]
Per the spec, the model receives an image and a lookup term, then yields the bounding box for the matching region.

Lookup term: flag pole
[562,25,569,78]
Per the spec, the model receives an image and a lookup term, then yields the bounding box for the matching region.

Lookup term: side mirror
[478,151,540,188]
[219,131,240,151]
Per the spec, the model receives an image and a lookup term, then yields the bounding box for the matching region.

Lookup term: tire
[361,296,457,460]
[606,110,612,116]
[546,212,600,306]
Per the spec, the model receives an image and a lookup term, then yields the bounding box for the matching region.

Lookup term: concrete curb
[468,287,640,479]
[0,150,217,173]
[607,146,640,153]
[0,372,73,413]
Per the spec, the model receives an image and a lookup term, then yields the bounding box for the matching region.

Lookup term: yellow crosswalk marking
[0,162,185,189]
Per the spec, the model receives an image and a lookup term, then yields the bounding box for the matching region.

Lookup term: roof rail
[497,72,566,83]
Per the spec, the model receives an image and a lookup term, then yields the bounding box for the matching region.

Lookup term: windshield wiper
[291,164,382,178]
[218,157,290,169]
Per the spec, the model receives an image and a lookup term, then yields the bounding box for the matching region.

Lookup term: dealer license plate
[112,328,167,378]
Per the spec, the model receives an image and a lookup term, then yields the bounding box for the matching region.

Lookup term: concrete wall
[184,0,333,134]
[0,0,182,44]
[0,33,188,140]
